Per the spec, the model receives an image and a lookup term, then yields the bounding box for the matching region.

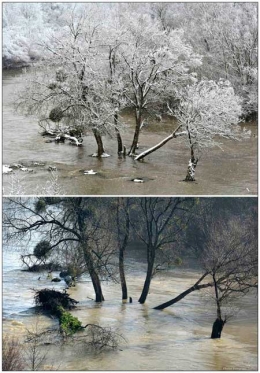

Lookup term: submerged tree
[16,5,123,157]
[154,202,257,338]
[130,197,194,304]
[3,197,117,302]
[136,79,250,181]
[116,14,201,155]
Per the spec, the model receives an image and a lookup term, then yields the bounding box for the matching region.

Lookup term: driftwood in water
[38,119,83,146]
[55,134,83,146]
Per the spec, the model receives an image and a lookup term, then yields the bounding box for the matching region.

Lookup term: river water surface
[3,249,257,371]
[3,69,258,195]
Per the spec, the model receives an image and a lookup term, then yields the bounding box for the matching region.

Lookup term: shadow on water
[3,69,258,195]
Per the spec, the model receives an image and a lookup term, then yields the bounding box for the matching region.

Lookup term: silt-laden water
[3,69,257,195]
[3,250,257,371]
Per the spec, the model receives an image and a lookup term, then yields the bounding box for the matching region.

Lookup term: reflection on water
[3,250,257,371]
[3,69,258,195]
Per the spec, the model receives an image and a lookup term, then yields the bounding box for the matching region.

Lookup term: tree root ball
[34,288,78,314]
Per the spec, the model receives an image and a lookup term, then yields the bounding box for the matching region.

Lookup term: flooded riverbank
[3,69,257,195]
[3,249,257,371]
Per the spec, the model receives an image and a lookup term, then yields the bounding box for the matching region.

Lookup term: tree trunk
[185,146,198,181]
[154,272,211,310]
[138,253,155,304]
[115,127,123,154]
[185,137,199,181]
[211,274,224,338]
[135,124,184,161]
[90,269,105,302]
[129,108,142,156]
[92,128,105,157]
[114,110,124,154]
[76,199,105,302]
[119,253,128,300]
[211,318,225,339]
[83,249,105,302]
[117,198,129,300]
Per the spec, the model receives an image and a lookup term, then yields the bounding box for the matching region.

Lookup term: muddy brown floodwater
[3,248,257,371]
[3,69,258,195]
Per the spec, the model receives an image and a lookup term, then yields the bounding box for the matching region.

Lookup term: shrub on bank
[2,335,25,371]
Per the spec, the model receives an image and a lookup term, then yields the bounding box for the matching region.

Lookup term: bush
[58,307,82,335]
[34,199,46,213]
[2,335,25,371]
[49,107,64,122]
[33,241,52,260]
[174,257,182,266]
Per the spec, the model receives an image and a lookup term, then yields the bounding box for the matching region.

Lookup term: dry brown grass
[2,335,25,371]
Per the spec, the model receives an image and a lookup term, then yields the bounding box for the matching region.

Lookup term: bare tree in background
[130,197,194,304]
[3,197,117,302]
[154,204,257,338]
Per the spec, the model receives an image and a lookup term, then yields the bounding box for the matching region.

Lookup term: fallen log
[55,134,83,146]
[134,124,185,161]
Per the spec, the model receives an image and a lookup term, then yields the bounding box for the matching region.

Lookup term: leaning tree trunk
[92,128,105,157]
[135,125,183,161]
[138,249,155,304]
[154,272,211,310]
[129,108,142,156]
[83,247,104,302]
[89,269,105,303]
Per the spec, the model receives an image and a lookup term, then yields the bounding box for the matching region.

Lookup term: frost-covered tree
[16,5,124,156]
[136,79,249,181]
[116,14,201,155]
[158,3,258,120]
[3,3,46,67]
[173,79,247,181]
